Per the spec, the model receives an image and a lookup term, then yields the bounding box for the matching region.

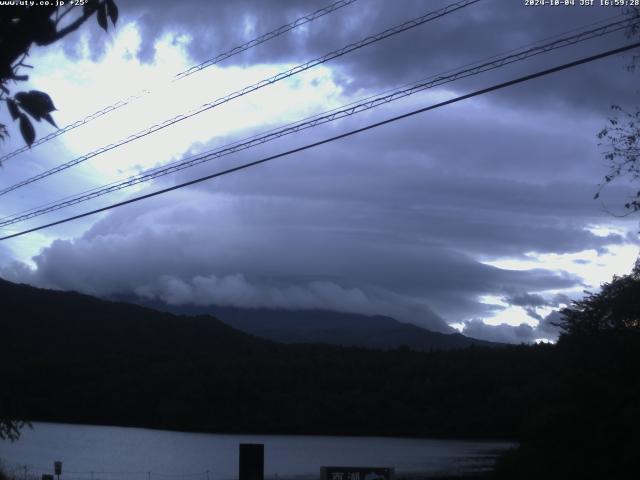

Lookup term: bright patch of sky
[2,21,347,261]
[3,15,454,256]
[477,294,554,327]
[466,224,638,333]
[485,242,638,291]
[25,22,345,183]
[477,237,638,333]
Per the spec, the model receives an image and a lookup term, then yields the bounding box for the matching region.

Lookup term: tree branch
[55,4,76,25]
[39,2,105,46]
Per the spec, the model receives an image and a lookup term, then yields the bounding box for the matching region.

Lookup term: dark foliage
[596,104,640,211]
[0,1,117,147]
[493,265,640,479]
[554,259,640,335]
[0,0,118,441]
[492,331,640,480]
[594,7,640,212]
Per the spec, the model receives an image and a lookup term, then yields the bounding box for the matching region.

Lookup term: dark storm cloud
[156,102,635,259]
[504,291,572,308]
[331,3,637,111]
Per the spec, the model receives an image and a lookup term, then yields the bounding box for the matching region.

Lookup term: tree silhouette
[556,259,640,336]
[0,0,118,148]
[594,7,640,212]
[493,264,640,479]
[0,0,117,442]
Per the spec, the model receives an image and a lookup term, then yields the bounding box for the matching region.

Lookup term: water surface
[0,423,514,480]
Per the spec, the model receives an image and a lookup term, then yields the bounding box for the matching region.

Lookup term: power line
[0,14,635,228]
[0,0,359,165]
[0,11,630,225]
[0,0,482,198]
[2,41,637,242]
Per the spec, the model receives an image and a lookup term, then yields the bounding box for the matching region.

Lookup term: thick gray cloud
[0,245,16,271]
[502,290,573,323]
[504,292,548,308]
[504,291,572,309]
[2,179,582,333]
[462,319,541,344]
[133,273,450,330]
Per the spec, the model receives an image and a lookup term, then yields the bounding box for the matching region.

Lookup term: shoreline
[15,419,518,444]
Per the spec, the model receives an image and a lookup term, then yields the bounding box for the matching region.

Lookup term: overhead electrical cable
[0,0,359,164]
[0,14,636,229]
[2,41,638,242]
[0,0,482,198]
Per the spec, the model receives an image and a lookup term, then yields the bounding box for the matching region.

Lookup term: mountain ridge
[119,297,503,351]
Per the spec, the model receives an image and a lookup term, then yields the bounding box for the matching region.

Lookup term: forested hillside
[2,276,639,479]
[1,278,546,438]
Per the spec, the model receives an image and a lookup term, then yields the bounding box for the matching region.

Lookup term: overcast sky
[1,0,639,343]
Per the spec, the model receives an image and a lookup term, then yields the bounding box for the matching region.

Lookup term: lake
[0,423,514,480]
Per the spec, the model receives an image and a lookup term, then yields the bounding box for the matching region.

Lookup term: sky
[1,0,639,343]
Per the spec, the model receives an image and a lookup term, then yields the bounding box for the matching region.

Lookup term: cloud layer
[1,0,639,342]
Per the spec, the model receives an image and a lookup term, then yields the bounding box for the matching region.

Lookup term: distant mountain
[0,277,269,360]
[0,277,545,439]
[124,299,502,351]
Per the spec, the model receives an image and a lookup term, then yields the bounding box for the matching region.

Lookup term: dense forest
[1,272,639,478]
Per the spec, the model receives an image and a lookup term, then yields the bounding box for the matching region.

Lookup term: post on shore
[239,443,264,480]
